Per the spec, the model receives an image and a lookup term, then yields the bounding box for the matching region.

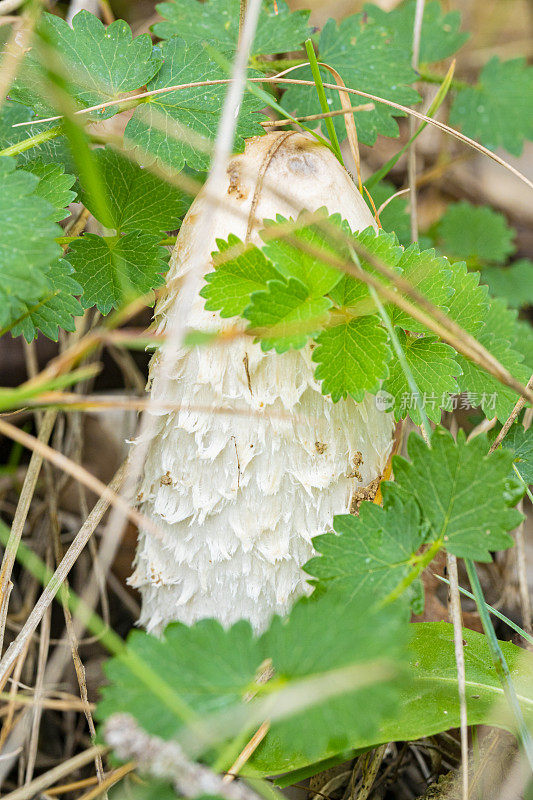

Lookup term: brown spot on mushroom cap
[226,161,248,200]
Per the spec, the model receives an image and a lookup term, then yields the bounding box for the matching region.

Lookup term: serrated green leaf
[282,15,420,146]
[98,591,405,776]
[482,260,533,309]
[445,261,489,335]
[364,0,468,64]
[382,331,462,424]
[514,320,533,373]
[305,484,427,612]
[393,427,521,561]
[312,315,389,402]
[450,57,533,156]
[245,277,332,353]
[438,202,515,264]
[0,156,62,331]
[10,259,83,342]
[125,37,265,172]
[153,0,310,56]
[11,11,163,120]
[68,232,167,314]
[388,244,452,332]
[201,235,282,318]
[24,161,76,222]
[81,146,188,233]
[328,227,403,310]
[260,212,351,298]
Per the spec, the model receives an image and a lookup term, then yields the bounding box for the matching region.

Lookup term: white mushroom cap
[131,133,395,634]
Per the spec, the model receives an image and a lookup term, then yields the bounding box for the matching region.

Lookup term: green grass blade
[304,39,344,165]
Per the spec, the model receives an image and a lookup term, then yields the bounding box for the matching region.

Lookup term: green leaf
[68,232,167,314]
[0,101,73,170]
[245,277,332,353]
[328,227,403,310]
[374,622,533,751]
[81,146,188,233]
[305,484,427,612]
[393,427,521,561]
[201,235,282,318]
[9,259,83,342]
[312,315,390,402]
[492,424,533,486]
[482,260,533,309]
[282,15,420,146]
[450,57,533,156]
[125,37,265,172]
[11,11,163,120]
[24,161,76,222]
[0,156,62,331]
[445,261,489,335]
[456,299,530,422]
[388,244,453,333]
[260,211,350,298]
[437,202,515,264]
[364,0,468,63]
[98,591,406,776]
[153,0,310,57]
[381,331,462,425]
[514,320,533,372]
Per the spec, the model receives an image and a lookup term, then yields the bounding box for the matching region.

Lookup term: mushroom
[131,132,395,634]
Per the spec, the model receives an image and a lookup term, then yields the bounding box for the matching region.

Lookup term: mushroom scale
[131,132,395,634]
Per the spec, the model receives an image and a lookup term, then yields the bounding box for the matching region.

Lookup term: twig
[75,761,135,800]
[104,714,263,800]
[223,722,270,784]
[447,553,469,800]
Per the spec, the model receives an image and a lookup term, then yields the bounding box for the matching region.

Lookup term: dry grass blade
[15,74,533,190]
[1,745,108,800]
[0,410,57,656]
[447,553,468,800]
[0,462,127,685]
[489,373,533,453]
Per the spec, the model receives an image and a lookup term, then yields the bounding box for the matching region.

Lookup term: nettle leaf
[283,15,419,146]
[201,235,282,318]
[437,202,515,265]
[125,37,265,172]
[482,260,533,309]
[364,0,468,63]
[382,332,462,425]
[0,101,74,172]
[25,161,76,222]
[312,315,390,402]
[68,232,167,314]
[10,259,83,342]
[0,156,62,331]
[11,11,163,120]
[245,278,332,353]
[305,485,427,612]
[393,427,522,562]
[457,298,529,422]
[388,244,452,333]
[153,0,310,57]
[82,147,188,234]
[98,592,406,776]
[450,57,533,156]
